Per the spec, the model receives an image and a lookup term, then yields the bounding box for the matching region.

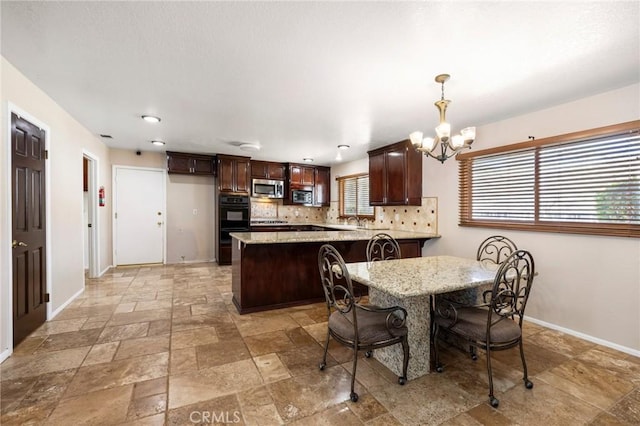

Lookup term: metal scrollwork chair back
[317,244,409,402]
[477,235,518,264]
[366,233,402,262]
[433,249,535,408]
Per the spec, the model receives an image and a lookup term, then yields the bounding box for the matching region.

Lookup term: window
[338,173,374,218]
[458,120,640,237]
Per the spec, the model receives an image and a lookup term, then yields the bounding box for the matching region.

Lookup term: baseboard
[50,287,84,320]
[99,265,113,277]
[0,348,10,363]
[525,315,640,358]
[166,259,216,265]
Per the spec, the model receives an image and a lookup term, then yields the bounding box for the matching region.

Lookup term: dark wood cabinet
[251,161,285,180]
[314,166,330,206]
[167,151,216,176]
[368,140,422,206]
[217,154,251,193]
[289,164,316,186]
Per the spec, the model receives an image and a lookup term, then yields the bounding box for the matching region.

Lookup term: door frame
[1,102,52,360]
[83,151,100,278]
[112,165,167,266]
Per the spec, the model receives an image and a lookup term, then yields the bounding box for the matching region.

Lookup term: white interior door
[114,166,165,265]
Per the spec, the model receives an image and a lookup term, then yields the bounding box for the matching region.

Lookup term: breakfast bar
[345,256,499,380]
[229,229,437,314]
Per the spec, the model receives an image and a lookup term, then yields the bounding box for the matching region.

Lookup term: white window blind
[339,174,374,217]
[459,121,640,237]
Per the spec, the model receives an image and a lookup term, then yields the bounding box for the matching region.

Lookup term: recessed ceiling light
[239,143,260,152]
[151,140,165,146]
[303,158,314,163]
[337,144,350,149]
[141,115,161,123]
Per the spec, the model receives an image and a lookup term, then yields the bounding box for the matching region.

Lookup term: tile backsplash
[327,197,438,234]
[250,198,328,223]
[251,197,438,234]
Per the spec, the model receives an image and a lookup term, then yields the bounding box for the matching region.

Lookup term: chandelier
[409,74,476,163]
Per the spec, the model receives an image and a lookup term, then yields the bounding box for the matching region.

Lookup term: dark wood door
[368,151,385,205]
[167,152,192,174]
[385,146,408,204]
[192,156,214,175]
[11,113,47,347]
[314,167,330,206]
[217,157,235,192]
[235,158,251,193]
[267,163,285,180]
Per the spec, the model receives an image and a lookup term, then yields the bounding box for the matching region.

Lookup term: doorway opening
[83,152,99,278]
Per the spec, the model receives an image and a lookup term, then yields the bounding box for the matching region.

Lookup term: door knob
[12,240,28,248]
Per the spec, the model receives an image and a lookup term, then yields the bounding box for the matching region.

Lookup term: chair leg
[486,347,499,408]
[399,337,409,385]
[470,345,478,361]
[433,324,443,373]
[519,339,534,389]
[350,345,359,402]
[319,330,330,370]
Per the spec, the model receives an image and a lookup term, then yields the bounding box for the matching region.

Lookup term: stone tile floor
[1,263,638,425]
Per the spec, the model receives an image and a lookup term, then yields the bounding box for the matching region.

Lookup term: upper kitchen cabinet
[368,139,422,205]
[314,166,330,206]
[167,151,216,175]
[217,154,251,194]
[288,164,315,186]
[250,161,286,180]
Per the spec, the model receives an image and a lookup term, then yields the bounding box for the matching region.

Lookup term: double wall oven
[217,194,250,265]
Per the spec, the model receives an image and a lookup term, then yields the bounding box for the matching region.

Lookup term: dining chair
[366,232,401,262]
[317,244,409,402]
[433,249,535,408]
[477,235,518,264]
[465,235,519,360]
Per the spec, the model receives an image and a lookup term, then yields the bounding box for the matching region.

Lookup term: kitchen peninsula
[230,227,439,314]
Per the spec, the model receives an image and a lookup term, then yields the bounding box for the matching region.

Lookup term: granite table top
[230,229,439,244]
[344,255,499,299]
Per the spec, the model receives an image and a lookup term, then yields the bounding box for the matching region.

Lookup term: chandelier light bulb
[409,131,424,148]
[451,134,465,149]
[436,122,451,141]
[423,137,437,152]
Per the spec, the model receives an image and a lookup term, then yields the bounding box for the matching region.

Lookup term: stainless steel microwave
[292,189,313,204]
[252,178,284,199]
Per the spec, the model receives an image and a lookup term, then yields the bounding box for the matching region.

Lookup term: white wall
[1,57,112,358]
[423,83,640,353]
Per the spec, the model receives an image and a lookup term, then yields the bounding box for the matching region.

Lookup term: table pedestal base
[369,288,432,380]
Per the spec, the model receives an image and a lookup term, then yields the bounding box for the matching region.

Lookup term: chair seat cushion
[434,306,521,344]
[329,305,407,345]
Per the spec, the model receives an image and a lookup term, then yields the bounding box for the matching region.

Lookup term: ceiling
[1,1,638,166]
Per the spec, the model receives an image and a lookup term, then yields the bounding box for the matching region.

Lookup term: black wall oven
[217,195,250,265]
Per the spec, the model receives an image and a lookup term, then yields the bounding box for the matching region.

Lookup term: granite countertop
[230,228,439,244]
[344,256,498,298]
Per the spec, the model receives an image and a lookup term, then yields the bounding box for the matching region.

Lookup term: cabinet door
[235,158,251,193]
[167,153,193,174]
[368,151,386,205]
[250,161,268,179]
[192,157,214,175]
[302,167,315,186]
[218,157,235,192]
[290,165,303,185]
[385,146,408,204]
[314,167,330,206]
[267,163,285,180]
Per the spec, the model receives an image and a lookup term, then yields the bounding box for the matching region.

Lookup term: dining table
[344,255,499,380]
